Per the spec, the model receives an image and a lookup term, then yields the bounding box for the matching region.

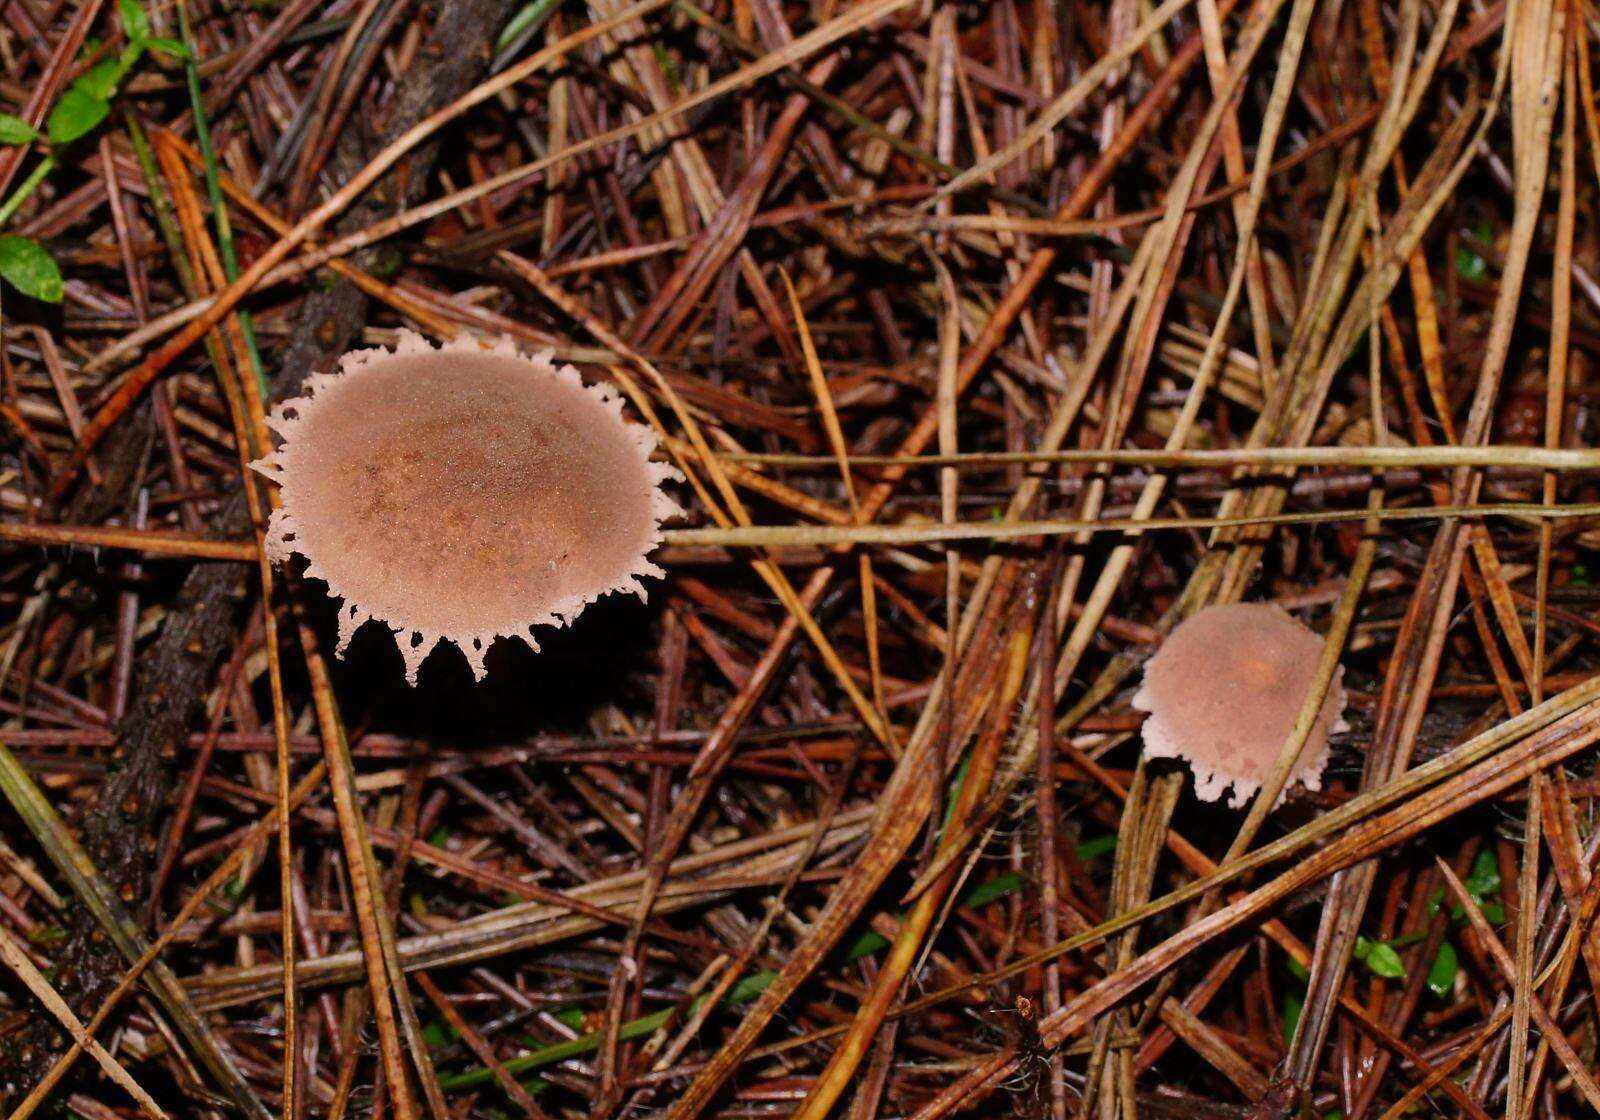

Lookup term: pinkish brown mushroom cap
[251,331,681,684]
[1132,602,1346,809]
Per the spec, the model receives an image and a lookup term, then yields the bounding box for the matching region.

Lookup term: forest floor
[1,0,1599,1117]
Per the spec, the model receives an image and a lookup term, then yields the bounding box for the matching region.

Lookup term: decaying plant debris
[3,0,1600,1116]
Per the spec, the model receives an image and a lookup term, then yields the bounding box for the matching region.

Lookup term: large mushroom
[251,331,680,683]
[1132,602,1347,808]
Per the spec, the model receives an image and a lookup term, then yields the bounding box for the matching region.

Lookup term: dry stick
[13,500,1600,565]
[720,444,1600,470]
[931,254,961,775]
[666,500,1600,548]
[1507,772,1541,1119]
[1142,9,1478,1077]
[1516,773,1600,1117]
[1535,10,1578,712]
[1516,26,1582,1115]
[0,521,256,560]
[1368,0,1534,699]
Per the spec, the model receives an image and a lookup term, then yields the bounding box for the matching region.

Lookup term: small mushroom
[1132,602,1346,808]
[251,331,680,683]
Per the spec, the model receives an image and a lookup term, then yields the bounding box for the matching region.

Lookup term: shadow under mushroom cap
[251,331,681,683]
[1132,601,1347,809]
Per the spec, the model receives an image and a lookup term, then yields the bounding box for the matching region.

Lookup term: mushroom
[1132,602,1346,808]
[251,331,680,683]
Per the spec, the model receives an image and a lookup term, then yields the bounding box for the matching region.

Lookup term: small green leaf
[962,872,1026,909]
[0,236,63,302]
[1364,941,1406,979]
[1480,899,1506,926]
[47,87,110,144]
[0,114,39,144]
[118,0,151,42]
[842,930,889,962]
[1464,848,1501,898]
[1427,941,1459,997]
[728,969,777,1004]
[420,1018,457,1048]
[1282,987,1303,1047]
[552,1007,586,1031]
[74,56,125,101]
[144,36,191,58]
[1455,245,1487,282]
[1352,936,1372,962]
[27,924,65,947]
[1075,834,1117,861]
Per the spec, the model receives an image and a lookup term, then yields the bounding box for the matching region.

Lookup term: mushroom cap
[251,331,680,683]
[1131,602,1346,809]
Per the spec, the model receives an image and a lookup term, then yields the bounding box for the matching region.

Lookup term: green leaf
[27,924,64,947]
[842,930,889,962]
[552,1007,585,1031]
[1364,941,1406,979]
[0,236,63,302]
[1352,936,1372,962]
[1427,941,1459,997]
[144,36,191,58]
[0,114,39,145]
[1455,245,1487,282]
[728,969,777,1004]
[74,56,125,101]
[420,1018,457,1048]
[1282,987,1303,1047]
[118,0,151,43]
[1480,899,1506,926]
[1075,834,1117,861]
[1284,956,1309,983]
[496,0,563,51]
[47,87,110,144]
[1464,848,1501,898]
[962,872,1026,909]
